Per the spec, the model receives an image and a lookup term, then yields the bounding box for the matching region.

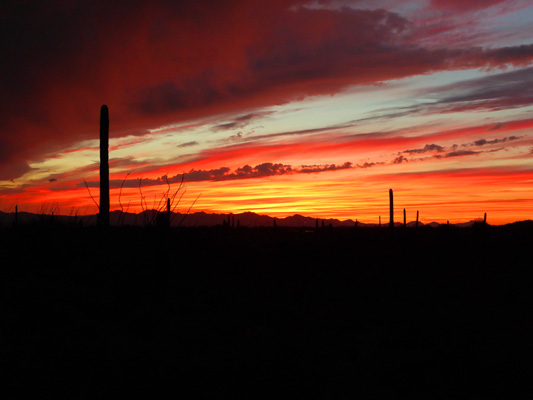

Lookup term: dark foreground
[1,223,532,398]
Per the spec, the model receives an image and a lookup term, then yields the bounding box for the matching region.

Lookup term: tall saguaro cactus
[99,105,110,228]
[389,189,394,228]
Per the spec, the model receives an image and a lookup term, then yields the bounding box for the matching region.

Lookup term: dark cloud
[357,162,384,168]
[228,132,244,141]
[212,111,274,131]
[444,150,479,158]
[214,122,244,132]
[180,167,232,183]
[177,141,199,148]
[403,144,444,154]
[393,155,409,164]
[80,160,353,187]
[253,163,292,177]
[299,162,352,173]
[471,136,521,146]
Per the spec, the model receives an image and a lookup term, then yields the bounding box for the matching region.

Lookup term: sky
[1,0,533,225]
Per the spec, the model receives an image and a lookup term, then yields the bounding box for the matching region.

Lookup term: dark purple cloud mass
[80,161,354,188]
[471,136,521,146]
[403,144,445,154]
[177,141,199,148]
[443,150,479,158]
[392,155,409,164]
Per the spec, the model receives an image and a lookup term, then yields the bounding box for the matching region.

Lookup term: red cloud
[2,1,533,181]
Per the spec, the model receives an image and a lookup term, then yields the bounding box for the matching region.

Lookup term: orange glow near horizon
[2,111,533,225]
[3,163,531,226]
[1,109,532,226]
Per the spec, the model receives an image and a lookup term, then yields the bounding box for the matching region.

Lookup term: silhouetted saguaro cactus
[416,210,419,228]
[484,213,487,224]
[389,189,394,228]
[403,208,406,228]
[98,105,110,228]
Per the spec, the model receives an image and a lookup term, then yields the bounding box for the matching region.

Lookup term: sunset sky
[1,0,532,225]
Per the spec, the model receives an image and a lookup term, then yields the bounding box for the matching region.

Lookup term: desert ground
[2,222,532,397]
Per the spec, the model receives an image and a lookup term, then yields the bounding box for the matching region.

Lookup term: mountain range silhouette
[1,209,522,228]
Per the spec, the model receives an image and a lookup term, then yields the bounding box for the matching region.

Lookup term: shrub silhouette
[156,198,171,229]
